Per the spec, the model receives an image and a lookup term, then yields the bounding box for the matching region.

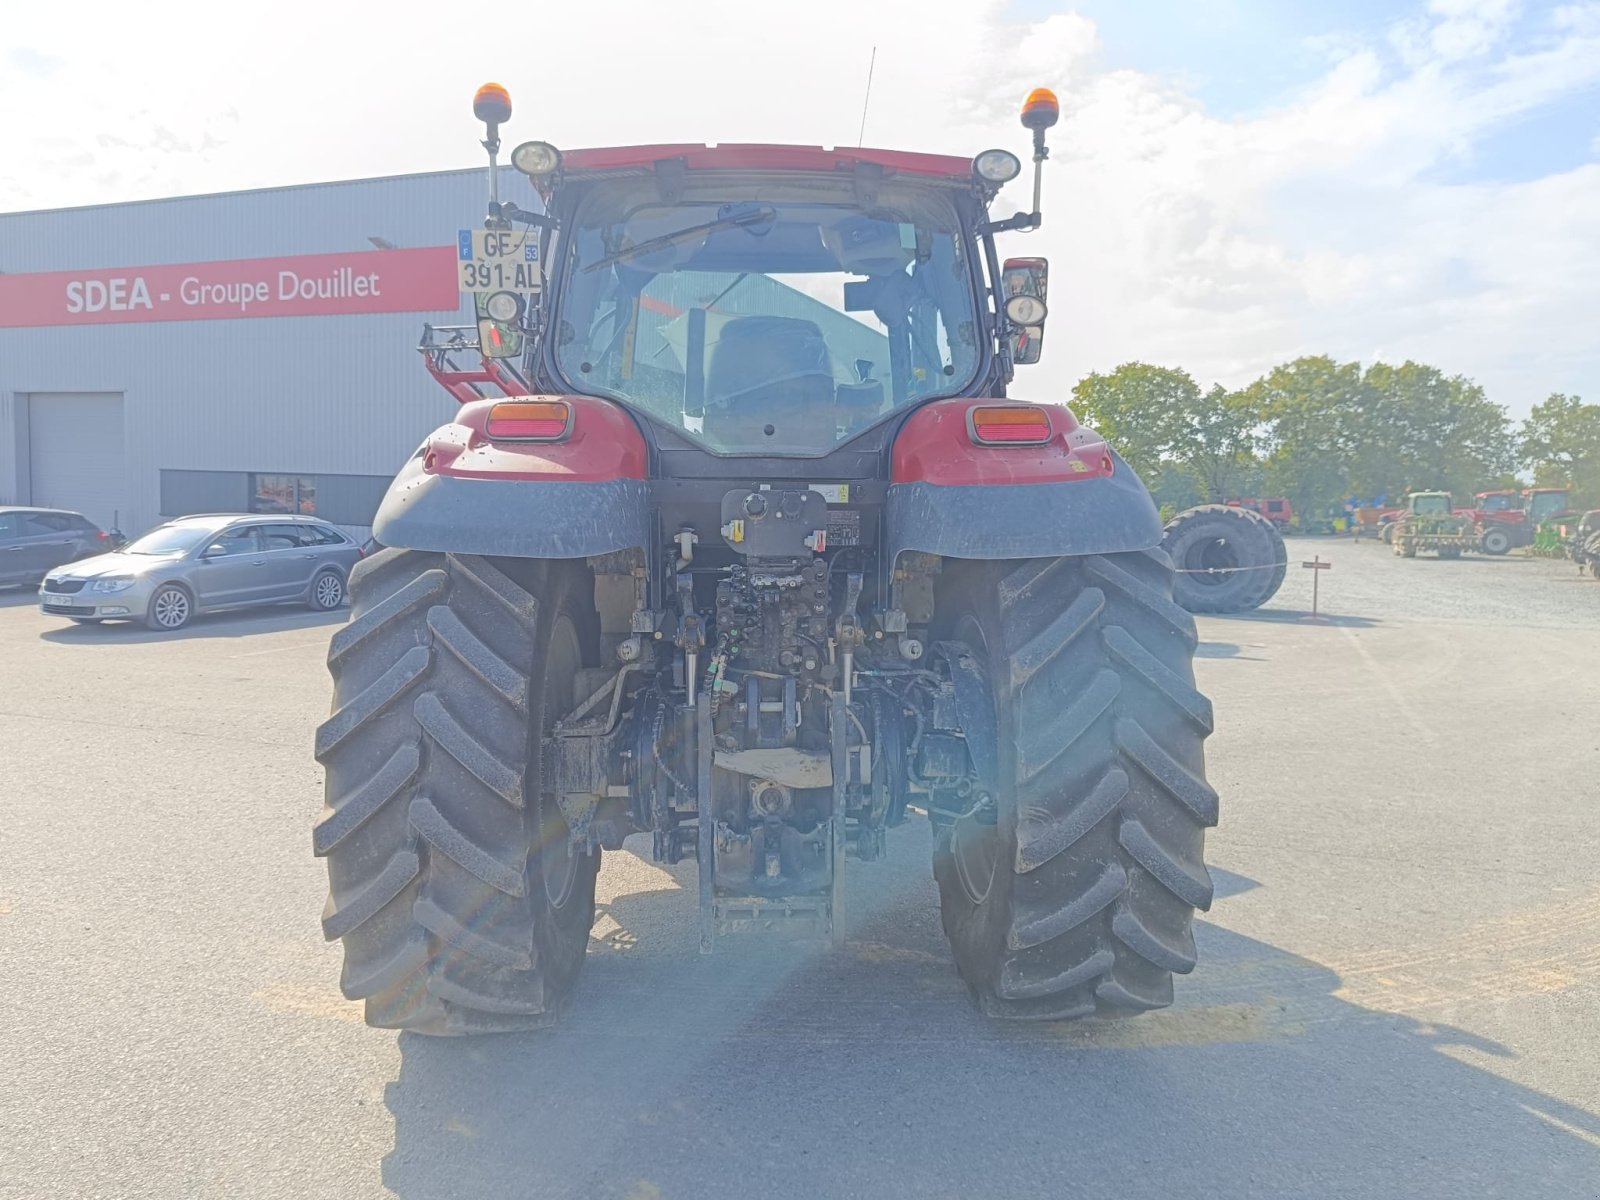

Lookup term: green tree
[1071,363,1260,504]
[1245,356,1366,522]
[1355,362,1513,502]
[1246,356,1513,520]
[1179,385,1258,501]
[1519,393,1600,505]
[1070,363,1203,484]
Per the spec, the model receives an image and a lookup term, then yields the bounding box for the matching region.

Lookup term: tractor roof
[560,144,976,182]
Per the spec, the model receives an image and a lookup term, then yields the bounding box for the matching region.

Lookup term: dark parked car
[0,507,119,588]
[40,513,362,630]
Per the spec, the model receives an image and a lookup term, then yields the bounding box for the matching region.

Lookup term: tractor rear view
[313,84,1218,1034]
[1392,492,1476,559]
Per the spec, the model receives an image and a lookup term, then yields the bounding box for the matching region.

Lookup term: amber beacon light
[473,82,513,126]
[1021,87,1060,132]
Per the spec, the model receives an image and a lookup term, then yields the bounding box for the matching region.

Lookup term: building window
[251,474,317,515]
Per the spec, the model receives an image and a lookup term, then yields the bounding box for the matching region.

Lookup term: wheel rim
[948,615,1001,908]
[316,574,342,607]
[154,588,188,628]
[539,614,582,910]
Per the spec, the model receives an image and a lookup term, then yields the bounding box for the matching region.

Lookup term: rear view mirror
[201,544,225,559]
[476,291,526,359]
[1002,257,1049,366]
[478,318,524,358]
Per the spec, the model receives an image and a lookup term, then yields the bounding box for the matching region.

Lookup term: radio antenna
[857,47,878,146]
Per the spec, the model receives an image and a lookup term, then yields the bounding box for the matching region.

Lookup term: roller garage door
[27,393,127,531]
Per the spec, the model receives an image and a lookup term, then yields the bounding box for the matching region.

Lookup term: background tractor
[1462,489,1524,555]
[1567,510,1600,580]
[1525,487,1578,558]
[1392,491,1476,559]
[1465,486,1572,555]
[312,84,1219,1034]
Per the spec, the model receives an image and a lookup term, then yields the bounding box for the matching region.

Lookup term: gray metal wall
[0,167,521,535]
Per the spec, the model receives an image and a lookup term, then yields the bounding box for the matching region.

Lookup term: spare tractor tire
[1162,504,1286,614]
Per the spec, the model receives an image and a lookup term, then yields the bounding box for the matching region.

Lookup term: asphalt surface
[2,536,1598,1199]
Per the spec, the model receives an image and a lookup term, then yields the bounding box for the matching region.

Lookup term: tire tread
[937,549,1216,1019]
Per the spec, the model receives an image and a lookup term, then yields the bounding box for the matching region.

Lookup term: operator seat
[703,316,834,446]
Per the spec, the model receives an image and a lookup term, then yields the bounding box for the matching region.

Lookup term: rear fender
[886,398,1161,563]
[373,395,652,559]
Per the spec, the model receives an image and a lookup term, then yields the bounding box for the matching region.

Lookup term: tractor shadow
[1194,641,1269,661]
[380,831,1600,1200]
[1211,608,1379,628]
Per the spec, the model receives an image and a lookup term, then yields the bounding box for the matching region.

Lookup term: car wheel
[146,584,193,631]
[309,569,346,611]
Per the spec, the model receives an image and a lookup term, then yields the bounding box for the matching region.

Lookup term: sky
[2,0,1597,419]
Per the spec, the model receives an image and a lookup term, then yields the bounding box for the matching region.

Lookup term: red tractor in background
[1460,487,1571,555]
[312,84,1219,1035]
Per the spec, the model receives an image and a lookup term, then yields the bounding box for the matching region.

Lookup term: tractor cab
[1474,490,1519,514]
[427,88,1062,453]
[1525,487,1572,522]
[1408,491,1454,515]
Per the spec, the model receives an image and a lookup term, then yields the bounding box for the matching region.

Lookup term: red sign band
[0,246,460,328]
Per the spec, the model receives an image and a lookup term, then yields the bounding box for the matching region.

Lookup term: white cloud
[1,0,1596,416]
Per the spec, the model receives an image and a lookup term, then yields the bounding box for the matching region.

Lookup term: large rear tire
[313,548,599,1035]
[1479,526,1512,556]
[932,550,1216,1019]
[1162,504,1283,613]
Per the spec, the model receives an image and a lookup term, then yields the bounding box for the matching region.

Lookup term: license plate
[457,228,542,293]
[43,594,75,605]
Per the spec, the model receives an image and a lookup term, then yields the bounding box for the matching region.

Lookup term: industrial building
[0,169,504,539]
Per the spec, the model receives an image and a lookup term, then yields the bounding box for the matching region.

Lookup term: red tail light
[968,405,1052,445]
[96,530,109,541]
[485,399,573,441]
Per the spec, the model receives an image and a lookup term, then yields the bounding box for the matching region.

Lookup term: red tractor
[313,84,1217,1034]
[1463,487,1572,555]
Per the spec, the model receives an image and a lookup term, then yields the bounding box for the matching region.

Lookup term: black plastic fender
[886,451,1162,564]
[372,454,651,559]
